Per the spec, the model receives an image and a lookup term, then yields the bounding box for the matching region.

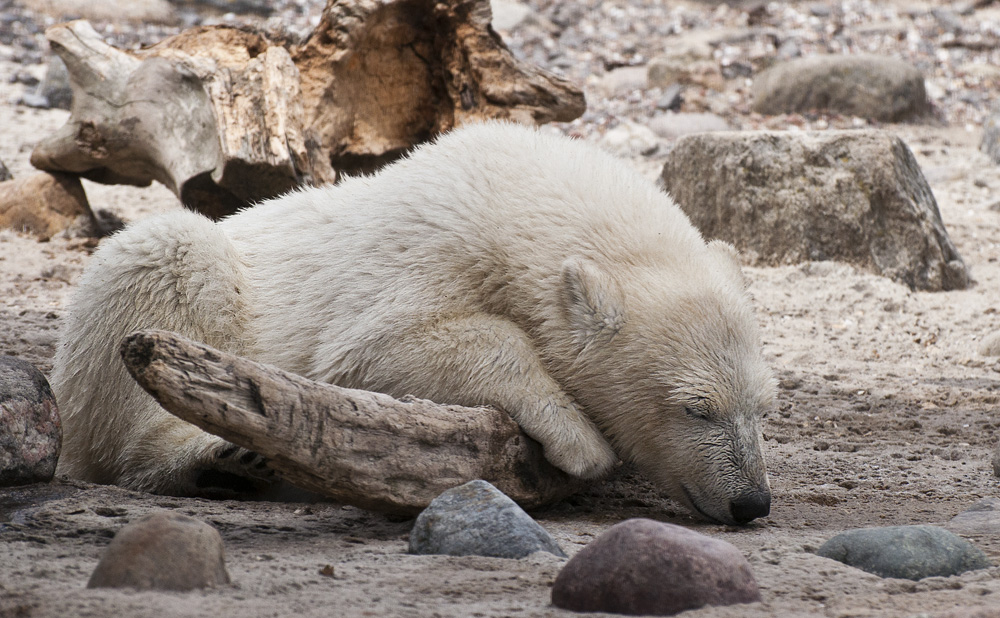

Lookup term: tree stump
[120,330,585,514]
[31,0,586,218]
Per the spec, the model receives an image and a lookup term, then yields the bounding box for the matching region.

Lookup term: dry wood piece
[30,21,330,219]
[31,0,585,216]
[120,330,584,514]
[293,0,586,175]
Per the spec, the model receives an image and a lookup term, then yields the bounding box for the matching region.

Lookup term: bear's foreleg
[360,314,619,479]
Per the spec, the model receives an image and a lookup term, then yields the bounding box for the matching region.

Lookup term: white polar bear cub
[52,122,776,525]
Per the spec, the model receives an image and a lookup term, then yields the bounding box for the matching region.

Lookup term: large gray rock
[660,130,970,291]
[408,480,565,559]
[815,525,991,580]
[0,357,61,486]
[551,518,761,616]
[752,54,929,122]
[88,511,231,590]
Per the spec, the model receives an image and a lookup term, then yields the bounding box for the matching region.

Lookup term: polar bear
[51,122,775,525]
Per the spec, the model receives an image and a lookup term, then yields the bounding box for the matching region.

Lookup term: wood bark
[30,21,330,219]
[120,330,584,514]
[30,0,586,216]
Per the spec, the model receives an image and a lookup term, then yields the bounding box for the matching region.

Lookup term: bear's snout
[729,489,771,524]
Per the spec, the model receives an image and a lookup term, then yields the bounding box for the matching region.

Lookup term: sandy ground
[4,1,1000,617]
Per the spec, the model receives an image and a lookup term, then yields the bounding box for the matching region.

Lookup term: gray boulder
[0,357,61,486]
[88,511,231,590]
[408,480,565,559]
[551,518,761,615]
[752,54,929,122]
[660,130,970,291]
[816,525,991,580]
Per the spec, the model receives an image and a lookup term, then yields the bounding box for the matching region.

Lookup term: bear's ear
[561,257,625,349]
[707,239,751,292]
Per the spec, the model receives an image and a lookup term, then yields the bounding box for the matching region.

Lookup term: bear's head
[559,240,775,525]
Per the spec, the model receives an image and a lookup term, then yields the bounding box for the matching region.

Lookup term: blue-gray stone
[816,525,992,580]
[408,480,566,559]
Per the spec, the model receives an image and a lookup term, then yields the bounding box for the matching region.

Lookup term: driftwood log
[31,0,586,218]
[120,330,585,513]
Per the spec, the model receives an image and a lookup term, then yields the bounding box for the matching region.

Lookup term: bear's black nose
[729,490,771,524]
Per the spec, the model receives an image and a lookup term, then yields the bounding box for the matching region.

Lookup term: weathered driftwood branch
[120,330,583,513]
[31,0,585,216]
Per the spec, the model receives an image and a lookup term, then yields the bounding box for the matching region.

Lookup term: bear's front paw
[544,433,619,480]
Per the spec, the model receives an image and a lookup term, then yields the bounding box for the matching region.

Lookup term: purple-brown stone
[0,356,62,486]
[551,518,761,616]
[88,511,231,591]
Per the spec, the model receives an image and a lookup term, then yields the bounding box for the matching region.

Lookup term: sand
[4,1,1000,616]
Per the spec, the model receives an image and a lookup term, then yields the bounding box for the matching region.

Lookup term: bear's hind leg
[350,315,619,479]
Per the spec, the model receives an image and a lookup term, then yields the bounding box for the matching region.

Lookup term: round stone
[88,511,231,590]
[815,525,992,580]
[408,479,566,559]
[551,518,761,616]
[0,356,61,486]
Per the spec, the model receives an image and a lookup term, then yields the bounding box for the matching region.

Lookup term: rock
[649,112,729,140]
[0,171,96,239]
[979,332,1000,356]
[551,518,761,615]
[490,0,534,31]
[648,55,724,91]
[168,0,274,16]
[408,480,566,559]
[0,357,61,486]
[948,498,1000,534]
[38,56,71,111]
[752,54,929,122]
[0,159,11,182]
[660,130,970,292]
[19,0,178,23]
[597,66,648,94]
[601,121,660,156]
[981,110,1000,165]
[815,525,991,580]
[656,84,684,111]
[88,511,231,590]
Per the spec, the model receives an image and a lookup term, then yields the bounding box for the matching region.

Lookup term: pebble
[815,525,992,580]
[601,121,660,156]
[551,518,761,616]
[947,498,1000,535]
[648,112,729,140]
[408,480,566,559]
[490,0,535,31]
[979,332,1000,357]
[88,511,231,590]
[0,357,61,486]
[597,65,648,95]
